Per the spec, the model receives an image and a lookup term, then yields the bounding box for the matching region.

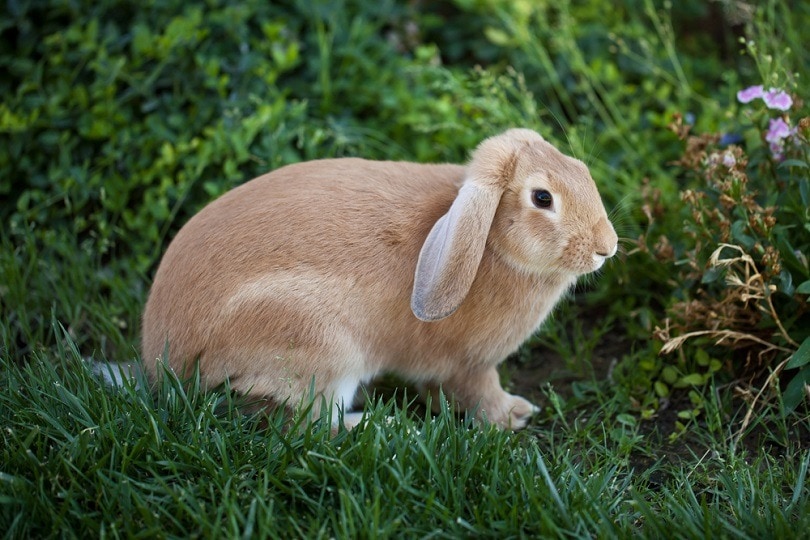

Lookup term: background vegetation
[1,0,808,536]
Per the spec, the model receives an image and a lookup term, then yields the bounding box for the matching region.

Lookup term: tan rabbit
[141,128,618,430]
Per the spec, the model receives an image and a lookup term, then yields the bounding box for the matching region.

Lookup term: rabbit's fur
[142,128,617,429]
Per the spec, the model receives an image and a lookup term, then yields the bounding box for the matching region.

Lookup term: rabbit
[141,128,618,430]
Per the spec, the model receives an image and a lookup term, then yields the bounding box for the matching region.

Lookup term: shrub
[630,7,810,425]
[1,1,309,272]
[659,93,808,403]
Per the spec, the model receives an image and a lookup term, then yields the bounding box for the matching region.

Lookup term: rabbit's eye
[531,190,553,209]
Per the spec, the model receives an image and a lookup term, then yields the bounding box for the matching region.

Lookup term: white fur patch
[329,375,361,426]
[89,360,140,388]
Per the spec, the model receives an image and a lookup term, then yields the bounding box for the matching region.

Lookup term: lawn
[2,0,809,537]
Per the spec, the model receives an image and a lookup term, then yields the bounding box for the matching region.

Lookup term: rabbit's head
[412,128,617,321]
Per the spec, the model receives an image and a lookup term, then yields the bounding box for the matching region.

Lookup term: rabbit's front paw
[501,394,539,430]
[480,392,539,430]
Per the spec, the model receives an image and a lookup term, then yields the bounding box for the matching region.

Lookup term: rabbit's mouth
[591,242,618,271]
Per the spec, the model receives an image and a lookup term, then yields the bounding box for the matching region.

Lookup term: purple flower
[737,85,793,110]
[737,85,764,103]
[769,141,784,161]
[765,118,796,161]
[763,89,793,111]
[765,117,792,143]
[722,152,736,168]
[736,84,797,161]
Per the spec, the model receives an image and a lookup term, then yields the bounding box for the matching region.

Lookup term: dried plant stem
[659,242,801,355]
[659,329,793,356]
[658,241,803,446]
[731,358,789,448]
[711,243,799,348]
[763,284,799,349]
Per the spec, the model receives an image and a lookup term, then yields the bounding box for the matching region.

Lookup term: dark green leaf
[731,220,755,250]
[777,159,809,169]
[785,337,810,370]
[701,266,724,284]
[677,373,705,386]
[782,366,810,414]
[695,348,710,366]
[616,413,637,427]
[779,270,794,296]
[774,235,810,279]
[654,381,670,397]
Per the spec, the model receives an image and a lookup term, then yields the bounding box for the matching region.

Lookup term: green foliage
[635,67,809,418]
[1,0,756,283]
[2,0,306,275]
[605,0,810,421]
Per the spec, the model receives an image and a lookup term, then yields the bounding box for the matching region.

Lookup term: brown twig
[731,358,789,448]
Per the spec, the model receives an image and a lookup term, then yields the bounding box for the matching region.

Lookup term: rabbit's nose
[595,244,618,258]
[592,217,618,257]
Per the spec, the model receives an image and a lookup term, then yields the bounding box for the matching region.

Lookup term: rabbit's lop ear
[410,181,501,321]
[411,130,537,321]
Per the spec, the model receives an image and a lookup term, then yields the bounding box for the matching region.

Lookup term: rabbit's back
[141,158,465,380]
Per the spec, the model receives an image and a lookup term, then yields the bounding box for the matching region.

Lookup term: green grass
[2,331,807,538]
[2,0,810,536]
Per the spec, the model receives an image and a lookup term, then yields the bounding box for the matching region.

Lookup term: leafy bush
[2,1,305,270]
[627,3,810,425]
[653,93,808,409]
